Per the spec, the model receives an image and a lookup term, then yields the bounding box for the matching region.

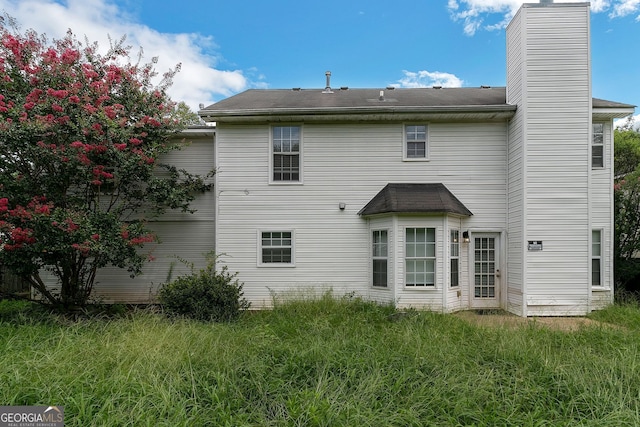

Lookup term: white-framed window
[450,229,460,287]
[592,229,602,287]
[404,124,429,160]
[592,123,604,168]
[405,227,436,287]
[372,230,388,287]
[271,126,301,182]
[259,231,294,266]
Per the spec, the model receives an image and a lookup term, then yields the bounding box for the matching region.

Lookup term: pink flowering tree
[0,19,212,308]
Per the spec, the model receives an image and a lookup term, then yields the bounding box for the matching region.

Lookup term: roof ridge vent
[433,85,442,89]
[386,86,395,90]
[323,71,333,93]
[480,85,491,89]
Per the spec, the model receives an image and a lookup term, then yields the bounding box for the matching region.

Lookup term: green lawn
[1,295,639,426]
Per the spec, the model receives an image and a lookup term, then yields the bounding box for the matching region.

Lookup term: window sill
[257,264,296,268]
[591,286,611,292]
[404,286,437,290]
[402,158,430,162]
[269,181,304,186]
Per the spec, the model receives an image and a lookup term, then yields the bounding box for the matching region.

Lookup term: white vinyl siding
[590,121,613,298]
[507,3,592,315]
[87,132,216,303]
[215,121,506,307]
[506,7,525,316]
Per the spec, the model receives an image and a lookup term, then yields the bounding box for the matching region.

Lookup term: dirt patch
[454,310,609,332]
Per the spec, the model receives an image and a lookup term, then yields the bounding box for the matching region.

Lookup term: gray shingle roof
[202,87,510,112]
[592,98,635,109]
[358,183,473,217]
[200,88,634,122]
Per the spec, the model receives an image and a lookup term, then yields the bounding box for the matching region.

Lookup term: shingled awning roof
[358,183,473,217]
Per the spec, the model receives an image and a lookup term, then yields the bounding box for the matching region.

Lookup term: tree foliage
[614,121,640,291]
[0,17,212,308]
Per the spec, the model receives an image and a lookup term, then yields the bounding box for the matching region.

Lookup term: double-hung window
[272,126,301,182]
[405,228,436,287]
[404,125,428,160]
[450,230,460,287]
[372,230,388,287]
[261,231,293,265]
[592,123,604,168]
[592,229,602,287]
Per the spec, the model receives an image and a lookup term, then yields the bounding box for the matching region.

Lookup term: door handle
[495,269,501,278]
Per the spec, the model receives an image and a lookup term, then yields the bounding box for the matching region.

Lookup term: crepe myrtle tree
[0,18,212,308]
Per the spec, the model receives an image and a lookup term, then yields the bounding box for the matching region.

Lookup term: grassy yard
[1,295,639,426]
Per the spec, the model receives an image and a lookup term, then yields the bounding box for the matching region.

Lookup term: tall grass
[1,295,639,426]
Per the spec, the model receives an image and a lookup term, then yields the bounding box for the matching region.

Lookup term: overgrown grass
[1,295,639,426]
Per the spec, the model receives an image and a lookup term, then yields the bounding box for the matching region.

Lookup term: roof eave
[592,107,636,120]
[200,105,517,123]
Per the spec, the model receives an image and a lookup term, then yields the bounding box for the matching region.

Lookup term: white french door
[470,233,501,309]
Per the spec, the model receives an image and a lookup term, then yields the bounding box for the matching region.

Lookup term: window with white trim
[405,227,436,287]
[272,126,301,182]
[372,230,388,287]
[261,231,293,264]
[592,123,604,168]
[404,125,428,160]
[450,229,460,287]
[592,229,602,287]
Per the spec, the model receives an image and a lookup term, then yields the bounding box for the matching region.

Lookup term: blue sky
[1,0,639,123]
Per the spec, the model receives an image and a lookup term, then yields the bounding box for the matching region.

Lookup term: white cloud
[0,0,253,110]
[448,0,634,35]
[615,114,640,130]
[610,0,640,18]
[395,70,464,88]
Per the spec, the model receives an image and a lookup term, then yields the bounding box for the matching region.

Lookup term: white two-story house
[195,1,633,316]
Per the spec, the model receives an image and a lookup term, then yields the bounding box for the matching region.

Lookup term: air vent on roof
[292,87,301,91]
[480,85,491,89]
[340,86,349,90]
[379,90,385,101]
[323,71,333,93]
[386,86,395,90]
[433,85,442,89]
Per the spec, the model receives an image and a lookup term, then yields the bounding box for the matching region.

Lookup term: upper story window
[272,126,301,182]
[404,125,428,160]
[592,123,604,168]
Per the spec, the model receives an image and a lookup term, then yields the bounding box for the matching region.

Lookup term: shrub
[158,255,250,322]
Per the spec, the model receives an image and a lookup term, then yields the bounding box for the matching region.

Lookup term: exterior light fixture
[462,231,470,243]
[339,202,346,210]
